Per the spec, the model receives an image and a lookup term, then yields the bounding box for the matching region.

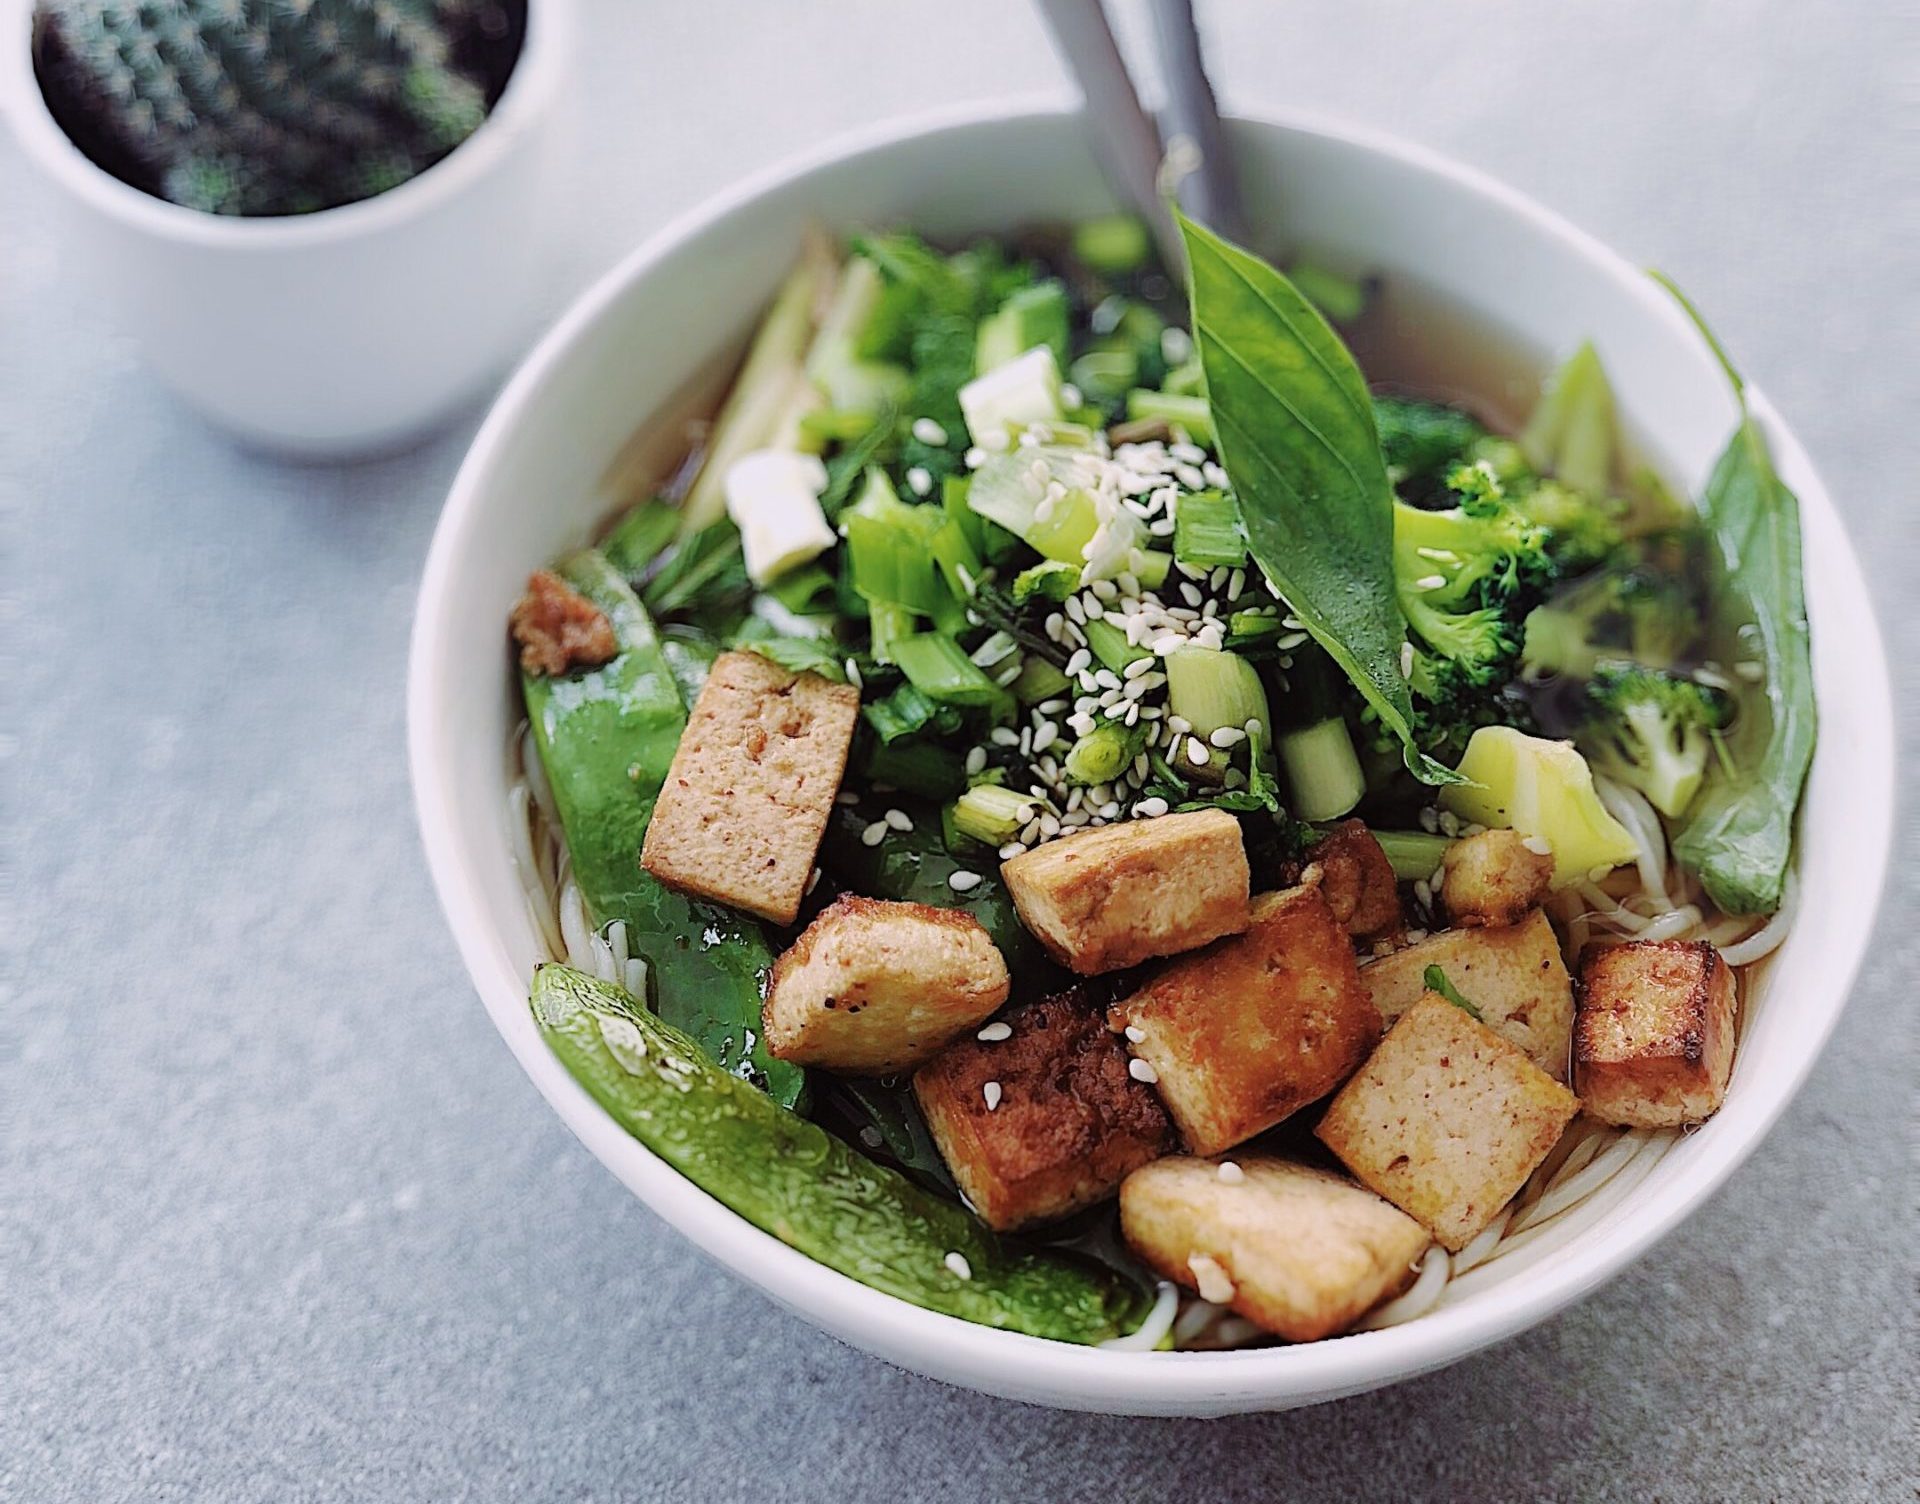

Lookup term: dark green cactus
[32,0,522,216]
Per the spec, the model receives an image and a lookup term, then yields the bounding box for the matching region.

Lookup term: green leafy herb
[1423,965,1484,1021]
[1176,210,1459,786]
[1654,274,1816,915]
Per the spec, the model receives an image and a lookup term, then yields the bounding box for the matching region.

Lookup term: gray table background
[5,2,1915,1499]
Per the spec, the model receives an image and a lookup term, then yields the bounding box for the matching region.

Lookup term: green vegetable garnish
[1423,965,1484,1021]
[1655,274,1816,915]
[1175,210,1459,786]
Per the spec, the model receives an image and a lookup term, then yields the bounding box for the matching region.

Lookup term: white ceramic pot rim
[2,0,569,246]
[409,96,1894,1411]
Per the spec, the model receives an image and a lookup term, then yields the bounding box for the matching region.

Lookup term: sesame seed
[944,1252,973,1280]
[1734,661,1765,682]
[1123,656,1156,680]
[1138,796,1169,818]
[1128,1058,1159,1084]
[1065,648,1093,676]
[905,466,934,497]
[1179,582,1203,607]
[1419,807,1440,833]
[884,808,913,832]
[1209,726,1245,749]
[1217,1161,1245,1185]
[1227,567,1246,601]
[1124,1024,1146,1043]
[964,746,988,776]
[1167,716,1191,736]
[999,841,1028,860]
[1523,835,1554,856]
[977,1021,1012,1042]
[836,790,860,805]
[990,727,1020,747]
[805,867,822,895]
[1414,574,1447,591]
[912,417,949,446]
[861,821,888,847]
[844,658,864,690]
[859,1126,884,1148]
[964,446,986,469]
[1400,642,1416,679]
[983,1081,1003,1111]
[948,870,983,892]
[1020,818,1043,844]
[1187,736,1211,766]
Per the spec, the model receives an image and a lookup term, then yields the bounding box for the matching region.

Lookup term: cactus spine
[33,0,513,216]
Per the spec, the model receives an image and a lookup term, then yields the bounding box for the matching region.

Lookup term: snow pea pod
[523,550,805,1107]
[533,964,1151,1343]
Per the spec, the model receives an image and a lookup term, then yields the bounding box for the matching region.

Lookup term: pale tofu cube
[1303,819,1403,938]
[1111,886,1379,1156]
[913,987,1175,1230]
[1000,808,1250,976]
[958,346,1065,450]
[1440,829,1555,928]
[641,650,859,925]
[763,896,1009,1074]
[1316,991,1580,1250]
[1120,1156,1431,1341]
[1360,910,1574,1079]
[1575,940,1736,1128]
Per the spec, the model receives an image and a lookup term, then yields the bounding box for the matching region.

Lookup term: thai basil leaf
[1176,211,1459,785]
[1656,279,1815,914]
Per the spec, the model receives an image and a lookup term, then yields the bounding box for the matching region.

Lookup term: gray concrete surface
[4,2,1915,1499]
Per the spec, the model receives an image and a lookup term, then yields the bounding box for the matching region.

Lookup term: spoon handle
[1032,0,1185,271]
[1148,0,1247,243]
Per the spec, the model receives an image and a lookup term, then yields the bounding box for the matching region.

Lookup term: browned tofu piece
[1575,940,1736,1128]
[641,650,859,924]
[1120,1156,1430,1341]
[763,896,1009,1073]
[1440,829,1554,928]
[913,987,1175,1230]
[1360,910,1574,1080]
[1303,819,1403,938]
[1000,809,1250,976]
[1111,886,1379,1156]
[1317,991,1580,1250]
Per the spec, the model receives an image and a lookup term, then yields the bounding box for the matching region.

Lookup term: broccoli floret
[1582,662,1735,817]
[1511,479,1626,573]
[1521,566,1698,681]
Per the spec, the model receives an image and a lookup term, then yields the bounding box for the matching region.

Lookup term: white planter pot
[3,0,576,458]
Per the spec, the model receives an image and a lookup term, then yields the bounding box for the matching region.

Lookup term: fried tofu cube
[1111,886,1379,1156]
[1120,1156,1430,1341]
[1317,991,1580,1250]
[1303,819,1403,938]
[763,896,1009,1073]
[1575,940,1736,1128]
[1440,829,1555,928]
[1360,910,1574,1080]
[1000,808,1250,976]
[913,987,1175,1231]
[642,650,859,925]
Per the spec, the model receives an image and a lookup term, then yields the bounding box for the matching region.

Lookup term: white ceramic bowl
[3,0,576,457]
[408,101,1895,1415]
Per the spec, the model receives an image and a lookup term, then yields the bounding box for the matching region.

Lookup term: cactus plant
[32,0,522,216]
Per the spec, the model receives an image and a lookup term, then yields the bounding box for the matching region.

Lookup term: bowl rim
[1,0,572,247]
[407,95,1895,1411]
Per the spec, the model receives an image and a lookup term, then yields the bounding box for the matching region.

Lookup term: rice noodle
[1353,1246,1451,1331]
[1100,1281,1180,1351]
[1718,871,1798,966]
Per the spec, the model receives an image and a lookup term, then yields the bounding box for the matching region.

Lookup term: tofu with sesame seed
[642,650,859,925]
[1110,885,1379,1156]
[1316,991,1581,1250]
[1301,819,1403,938]
[999,808,1250,976]
[913,986,1175,1231]
[1359,910,1574,1080]
[1119,1156,1430,1341]
[763,896,1009,1074]
[1439,829,1555,928]
[1574,940,1736,1128]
